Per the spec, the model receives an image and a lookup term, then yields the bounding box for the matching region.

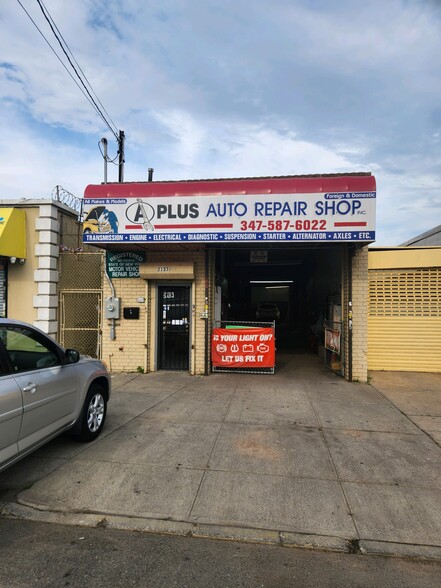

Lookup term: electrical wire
[98,140,120,165]
[34,0,119,140]
[15,0,119,141]
[38,0,119,136]
[15,0,107,128]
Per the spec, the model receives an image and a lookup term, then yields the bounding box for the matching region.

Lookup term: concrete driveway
[1,355,441,560]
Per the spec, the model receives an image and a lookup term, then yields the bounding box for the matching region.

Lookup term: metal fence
[212,320,276,375]
[59,252,104,358]
[60,291,102,358]
[52,185,83,217]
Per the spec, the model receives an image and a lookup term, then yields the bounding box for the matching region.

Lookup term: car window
[4,326,61,373]
[0,343,7,376]
[0,327,8,374]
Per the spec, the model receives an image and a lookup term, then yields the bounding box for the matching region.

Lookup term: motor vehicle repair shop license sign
[106,251,145,278]
[211,327,275,368]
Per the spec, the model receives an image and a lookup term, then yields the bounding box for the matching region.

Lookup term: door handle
[22,382,38,394]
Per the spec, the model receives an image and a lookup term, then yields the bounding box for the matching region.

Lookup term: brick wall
[101,245,214,374]
[351,246,369,380]
[342,245,369,381]
[102,277,147,372]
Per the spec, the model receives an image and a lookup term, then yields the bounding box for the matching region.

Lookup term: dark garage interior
[214,244,345,353]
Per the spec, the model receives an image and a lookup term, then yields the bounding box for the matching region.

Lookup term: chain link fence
[59,252,104,358]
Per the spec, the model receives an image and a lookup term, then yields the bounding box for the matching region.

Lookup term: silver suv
[0,319,111,473]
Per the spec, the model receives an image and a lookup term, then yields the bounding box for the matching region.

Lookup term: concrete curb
[3,500,441,562]
[1,501,106,529]
[359,540,441,562]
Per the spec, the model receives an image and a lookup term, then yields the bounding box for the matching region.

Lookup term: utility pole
[118,130,125,183]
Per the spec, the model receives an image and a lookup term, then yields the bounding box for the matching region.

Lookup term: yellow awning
[0,208,26,259]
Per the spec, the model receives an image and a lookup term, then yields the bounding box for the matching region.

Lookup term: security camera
[19,258,25,265]
[9,257,16,264]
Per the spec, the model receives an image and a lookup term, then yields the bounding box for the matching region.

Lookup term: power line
[16,0,119,141]
[98,139,119,165]
[39,0,119,135]
[34,0,119,140]
[15,0,104,126]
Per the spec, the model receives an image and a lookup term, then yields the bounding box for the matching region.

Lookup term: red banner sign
[211,327,275,368]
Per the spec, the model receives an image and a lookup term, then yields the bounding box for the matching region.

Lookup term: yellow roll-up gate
[368,266,441,372]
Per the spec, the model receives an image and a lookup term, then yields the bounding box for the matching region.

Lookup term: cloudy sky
[1,0,440,245]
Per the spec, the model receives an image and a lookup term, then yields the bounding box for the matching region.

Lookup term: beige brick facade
[101,242,367,381]
[342,245,369,382]
[102,277,147,372]
[101,245,215,375]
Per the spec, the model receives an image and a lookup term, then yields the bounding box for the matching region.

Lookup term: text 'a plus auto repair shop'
[82,173,376,381]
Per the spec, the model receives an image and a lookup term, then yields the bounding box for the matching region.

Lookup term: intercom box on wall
[105,296,121,319]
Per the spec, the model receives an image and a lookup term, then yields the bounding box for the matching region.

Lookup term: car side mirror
[65,349,80,364]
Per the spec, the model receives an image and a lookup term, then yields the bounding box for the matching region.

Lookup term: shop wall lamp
[8,257,25,264]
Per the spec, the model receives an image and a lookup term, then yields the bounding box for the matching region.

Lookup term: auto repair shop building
[82,173,376,381]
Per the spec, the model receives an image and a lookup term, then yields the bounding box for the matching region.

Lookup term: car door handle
[22,382,38,394]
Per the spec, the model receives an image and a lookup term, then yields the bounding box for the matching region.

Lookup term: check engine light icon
[257,343,269,353]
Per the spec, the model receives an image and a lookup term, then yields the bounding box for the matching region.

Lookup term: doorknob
[22,382,38,394]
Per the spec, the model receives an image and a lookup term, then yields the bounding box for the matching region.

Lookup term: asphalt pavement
[1,354,441,561]
[2,518,441,588]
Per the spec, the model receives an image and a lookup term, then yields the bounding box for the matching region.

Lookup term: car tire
[73,385,107,442]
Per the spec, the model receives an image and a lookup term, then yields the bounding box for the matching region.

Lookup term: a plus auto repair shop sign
[82,175,376,244]
[211,328,275,368]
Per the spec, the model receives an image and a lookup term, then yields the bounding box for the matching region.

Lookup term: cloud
[142,109,360,178]
[0,105,102,198]
[0,0,440,246]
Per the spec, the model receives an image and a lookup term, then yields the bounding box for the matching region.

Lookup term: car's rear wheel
[73,385,107,442]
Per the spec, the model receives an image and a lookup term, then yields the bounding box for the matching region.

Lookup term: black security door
[158,285,190,370]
